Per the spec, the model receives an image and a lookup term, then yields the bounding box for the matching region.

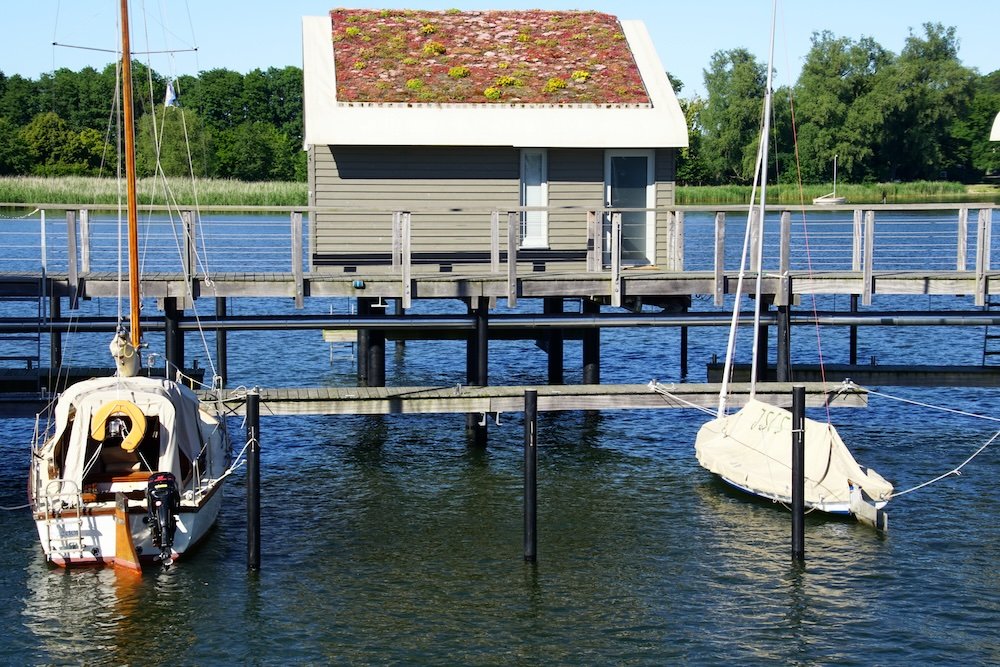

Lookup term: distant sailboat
[812,154,846,205]
[28,0,230,569]
[692,1,891,524]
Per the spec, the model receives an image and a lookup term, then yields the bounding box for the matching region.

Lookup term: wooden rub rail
[207,382,866,417]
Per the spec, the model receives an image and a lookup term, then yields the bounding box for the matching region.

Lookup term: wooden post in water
[246,389,261,571]
[49,292,62,371]
[679,326,688,379]
[164,297,184,379]
[216,297,228,387]
[356,298,371,386]
[777,276,791,382]
[849,295,859,365]
[524,389,538,563]
[582,298,600,384]
[466,297,489,447]
[791,385,805,563]
[544,297,564,384]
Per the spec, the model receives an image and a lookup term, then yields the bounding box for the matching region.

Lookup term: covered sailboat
[695,399,892,514]
[691,0,891,522]
[28,0,229,569]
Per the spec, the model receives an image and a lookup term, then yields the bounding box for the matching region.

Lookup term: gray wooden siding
[655,148,677,267]
[548,149,604,252]
[311,144,677,274]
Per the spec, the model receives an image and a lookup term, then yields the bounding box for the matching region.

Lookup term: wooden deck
[204,382,866,417]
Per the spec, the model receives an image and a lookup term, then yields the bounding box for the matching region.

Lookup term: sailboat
[693,2,891,523]
[812,154,846,205]
[28,0,230,569]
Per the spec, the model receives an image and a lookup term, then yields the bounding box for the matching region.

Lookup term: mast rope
[840,380,999,498]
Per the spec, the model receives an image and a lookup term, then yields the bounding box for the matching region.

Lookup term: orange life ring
[90,400,147,453]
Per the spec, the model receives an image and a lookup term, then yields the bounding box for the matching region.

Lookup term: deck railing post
[391,211,401,272]
[714,212,726,306]
[79,209,90,274]
[401,212,412,309]
[852,209,863,271]
[490,210,500,273]
[957,207,969,271]
[750,207,761,272]
[975,208,992,306]
[589,210,604,272]
[610,212,622,308]
[291,211,304,309]
[862,210,875,306]
[507,211,518,307]
[66,210,79,309]
[182,210,197,306]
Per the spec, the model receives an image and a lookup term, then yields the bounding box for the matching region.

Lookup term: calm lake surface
[1,212,998,664]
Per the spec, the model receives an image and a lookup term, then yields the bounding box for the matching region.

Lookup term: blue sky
[1,1,995,97]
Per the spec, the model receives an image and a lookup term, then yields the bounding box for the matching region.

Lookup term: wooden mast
[120,0,142,349]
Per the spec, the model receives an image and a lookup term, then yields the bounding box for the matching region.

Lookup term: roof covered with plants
[329,8,650,105]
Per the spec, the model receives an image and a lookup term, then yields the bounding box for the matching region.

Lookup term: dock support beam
[544,298,564,384]
[524,389,538,563]
[164,297,184,379]
[247,389,261,571]
[215,297,227,387]
[791,385,805,564]
[582,298,600,384]
[466,297,489,447]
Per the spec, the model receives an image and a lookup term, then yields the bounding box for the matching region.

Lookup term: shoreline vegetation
[0,176,996,209]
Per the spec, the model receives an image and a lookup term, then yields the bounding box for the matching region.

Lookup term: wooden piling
[164,297,184,378]
[246,389,261,571]
[791,385,805,563]
[544,297,564,384]
[215,297,227,386]
[524,389,538,563]
[582,298,600,384]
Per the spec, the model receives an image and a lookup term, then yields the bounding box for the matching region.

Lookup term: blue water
[1,213,999,664]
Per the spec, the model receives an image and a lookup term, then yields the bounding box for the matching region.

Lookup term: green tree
[19,112,105,175]
[0,73,41,126]
[214,121,296,181]
[963,70,1000,176]
[0,117,31,174]
[880,23,976,181]
[136,104,213,177]
[793,32,894,183]
[700,48,767,183]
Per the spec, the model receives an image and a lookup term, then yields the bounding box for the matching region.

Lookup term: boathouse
[301,9,688,274]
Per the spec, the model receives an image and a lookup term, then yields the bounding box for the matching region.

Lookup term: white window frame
[519,148,549,249]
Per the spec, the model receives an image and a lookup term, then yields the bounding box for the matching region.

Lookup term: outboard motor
[145,472,179,566]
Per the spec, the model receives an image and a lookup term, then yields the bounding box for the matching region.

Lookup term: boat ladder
[982,295,1000,365]
[41,480,86,558]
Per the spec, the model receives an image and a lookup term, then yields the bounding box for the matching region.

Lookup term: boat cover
[695,398,893,508]
[43,375,209,490]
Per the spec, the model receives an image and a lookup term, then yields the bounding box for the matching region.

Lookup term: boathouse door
[605,150,655,266]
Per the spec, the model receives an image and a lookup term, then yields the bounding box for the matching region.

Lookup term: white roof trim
[302,15,688,149]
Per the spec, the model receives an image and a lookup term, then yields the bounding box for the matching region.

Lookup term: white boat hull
[33,488,223,567]
[695,399,893,518]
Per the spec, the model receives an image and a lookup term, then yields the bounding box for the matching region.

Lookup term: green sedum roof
[330,8,650,105]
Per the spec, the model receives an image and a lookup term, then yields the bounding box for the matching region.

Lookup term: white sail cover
[695,398,893,511]
[43,375,209,490]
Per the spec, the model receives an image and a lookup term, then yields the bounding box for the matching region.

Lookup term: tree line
[0,64,304,181]
[676,23,999,185]
[0,22,997,186]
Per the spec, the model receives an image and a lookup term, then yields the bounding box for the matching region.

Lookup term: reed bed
[0,176,308,207]
[677,181,977,204]
[0,176,991,209]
